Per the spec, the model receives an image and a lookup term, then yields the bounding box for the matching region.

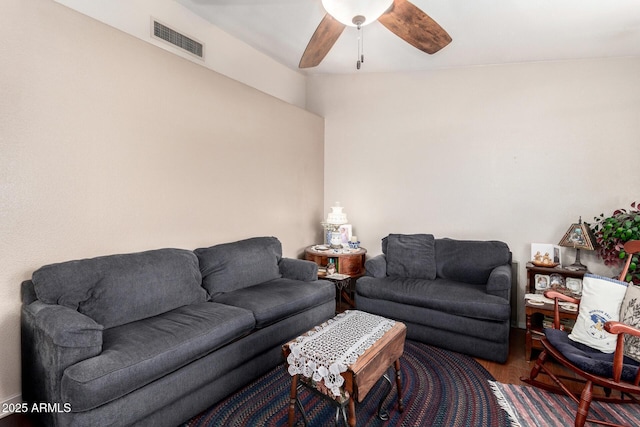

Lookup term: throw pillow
[569,274,628,353]
[385,234,436,280]
[620,284,640,362]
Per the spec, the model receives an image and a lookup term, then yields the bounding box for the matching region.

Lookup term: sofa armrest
[25,301,103,347]
[485,264,512,300]
[21,280,38,305]
[279,258,318,282]
[21,301,103,407]
[364,254,387,278]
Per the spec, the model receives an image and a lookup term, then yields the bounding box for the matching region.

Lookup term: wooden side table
[305,246,366,310]
[304,245,367,276]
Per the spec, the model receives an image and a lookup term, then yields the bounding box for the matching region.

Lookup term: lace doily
[286,310,395,397]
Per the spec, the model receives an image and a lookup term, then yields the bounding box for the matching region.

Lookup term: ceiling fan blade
[378,0,451,54]
[299,14,345,68]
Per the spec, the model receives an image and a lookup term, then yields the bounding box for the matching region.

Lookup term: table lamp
[322,203,348,248]
[558,217,597,271]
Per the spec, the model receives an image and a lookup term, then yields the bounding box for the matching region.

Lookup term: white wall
[0,0,324,407]
[307,57,640,327]
[54,0,308,109]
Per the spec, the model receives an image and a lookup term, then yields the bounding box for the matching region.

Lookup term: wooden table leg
[347,398,356,427]
[525,311,533,360]
[394,359,404,412]
[288,374,298,427]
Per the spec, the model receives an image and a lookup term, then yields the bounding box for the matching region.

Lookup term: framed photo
[535,274,550,291]
[338,224,352,244]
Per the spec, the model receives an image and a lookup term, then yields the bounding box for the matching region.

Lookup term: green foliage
[589,202,640,284]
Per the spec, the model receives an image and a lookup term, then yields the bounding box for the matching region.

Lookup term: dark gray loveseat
[355,234,512,363]
[21,237,335,426]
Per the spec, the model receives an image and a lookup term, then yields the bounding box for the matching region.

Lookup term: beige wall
[0,0,324,405]
[307,57,640,327]
[53,0,309,108]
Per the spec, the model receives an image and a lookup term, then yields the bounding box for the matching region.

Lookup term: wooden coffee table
[283,311,406,427]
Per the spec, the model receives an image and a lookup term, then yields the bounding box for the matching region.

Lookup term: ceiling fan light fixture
[321,0,393,27]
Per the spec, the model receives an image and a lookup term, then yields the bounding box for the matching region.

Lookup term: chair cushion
[61,302,255,411]
[195,237,282,296]
[620,284,640,362]
[545,328,640,382]
[383,234,436,280]
[211,278,335,328]
[32,249,207,329]
[435,239,511,285]
[569,274,628,353]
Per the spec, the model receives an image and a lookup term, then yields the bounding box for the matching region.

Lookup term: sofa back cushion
[195,237,282,295]
[435,238,511,284]
[32,249,207,329]
[382,234,437,279]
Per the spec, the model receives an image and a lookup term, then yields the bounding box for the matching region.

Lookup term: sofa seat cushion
[356,277,510,322]
[62,302,255,412]
[32,248,207,329]
[211,278,335,329]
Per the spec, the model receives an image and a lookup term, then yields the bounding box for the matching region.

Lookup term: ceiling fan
[299,0,452,69]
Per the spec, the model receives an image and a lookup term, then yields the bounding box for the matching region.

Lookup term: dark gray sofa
[21,237,335,427]
[355,234,512,363]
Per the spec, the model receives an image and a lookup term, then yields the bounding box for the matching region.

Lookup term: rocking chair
[521,240,640,427]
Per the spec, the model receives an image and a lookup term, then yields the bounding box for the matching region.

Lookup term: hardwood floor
[0,328,590,427]
[476,327,531,385]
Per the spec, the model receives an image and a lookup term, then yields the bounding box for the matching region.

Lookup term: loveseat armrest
[364,254,387,278]
[279,258,318,281]
[485,264,511,301]
[22,301,103,407]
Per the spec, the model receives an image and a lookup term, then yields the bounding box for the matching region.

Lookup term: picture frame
[534,274,550,291]
[338,224,352,244]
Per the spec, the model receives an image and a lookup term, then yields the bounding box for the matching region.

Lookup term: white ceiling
[175,0,640,74]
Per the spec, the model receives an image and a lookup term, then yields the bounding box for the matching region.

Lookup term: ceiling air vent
[152,20,204,59]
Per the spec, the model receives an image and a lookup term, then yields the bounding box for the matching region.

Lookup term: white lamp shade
[321,0,394,27]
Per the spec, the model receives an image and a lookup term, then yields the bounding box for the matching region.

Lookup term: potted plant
[589,202,640,284]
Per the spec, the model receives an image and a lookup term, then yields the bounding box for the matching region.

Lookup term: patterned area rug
[182,341,510,426]
[491,382,640,427]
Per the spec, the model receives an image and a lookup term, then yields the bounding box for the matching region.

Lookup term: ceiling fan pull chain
[361,24,365,64]
[356,22,363,70]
